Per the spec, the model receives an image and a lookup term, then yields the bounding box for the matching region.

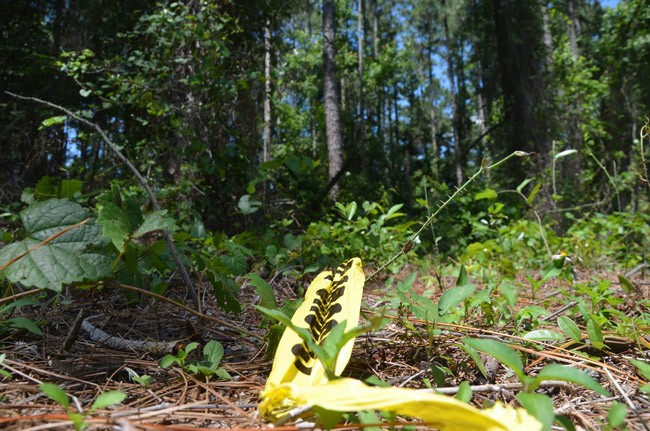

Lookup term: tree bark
[263,19,272,163]
[357,0,366,164]
[323,0,344,200]
[442,2,463,186]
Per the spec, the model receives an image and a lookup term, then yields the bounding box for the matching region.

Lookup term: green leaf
[516,178,534,193]
[474,188,497,200]
[607,401,627,427]
[0,199,111,291]
[526,182,542,205]
[438,285,475,315]
[554,149,578,160]
[617,274,634,293]
[455,381,472,403]
[97,201,132,251]
[4,317,42,336]
[203,340,224,368]
[237,194,261,215]
[522,329,564,342]
[39,382,70,408]
[462,338,525,382]
[357,409,382,431]
[460,343,487,380]
[79,89,92,97]
[541,257,565,282]
[246,273,276,310]
[586,318,604,350]
[517,392,554,431]
[133,210,176,237]
[40,116,67,129]
[557,316,581,342]
[57,179,83,199]
[456,264,470,287]
[160,355,177,368]
[535,364,610,396]
[89,391,126,412]
[630,359,650,380]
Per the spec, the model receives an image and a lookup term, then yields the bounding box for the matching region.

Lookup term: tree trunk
[323,0,344,200]
[567,0,581,57]
[442,3,463,186]
[370,0,379,58]
[357,0,366,165]
[491,0,549,182]
[263,19,272,163]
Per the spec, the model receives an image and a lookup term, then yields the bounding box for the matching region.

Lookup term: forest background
[1,0,650,430]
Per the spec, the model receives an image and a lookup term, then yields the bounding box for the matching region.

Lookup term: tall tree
[357,0,366,165]
[263,18,272,164]
[323,0,344,200]
[491,0,549,183]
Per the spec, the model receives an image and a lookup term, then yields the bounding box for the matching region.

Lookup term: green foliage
[565,211,650,267]
[39,382,125,431]
[124,367,153,389]
[301,200,416,268]
[462,338,609,430]
[0,198,111,291]
[160,340,231,380]
[0,297,43,336]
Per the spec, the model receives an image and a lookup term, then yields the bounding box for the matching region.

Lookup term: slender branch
[5,91,198,308]
[368,151,530,280]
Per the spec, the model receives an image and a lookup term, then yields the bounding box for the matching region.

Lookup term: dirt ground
[1,265,649,430]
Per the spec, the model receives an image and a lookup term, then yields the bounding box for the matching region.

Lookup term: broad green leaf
[522,329,564,342]
[237,194,261,215]
[541,257,565,282]
[617,274,634,293]
[463,338,525,382]
[535,364,609,396]
[39,382,70,408]
[160,355,177,368]
[586,318,604,350]
[133,210,177,237]
[57,179,83,199]
[607,401,627,427]
[89,390,126,412]
[0,199,111,291]
[246,273,277,309]
[97,201,132,251]
[517,392,554,431]
[203,340,224,367]
[384,203,404,220]
[474,188,497,200]
[439,284,475,315]
[557,316,581,342]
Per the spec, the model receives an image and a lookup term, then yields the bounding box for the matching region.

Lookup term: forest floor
[1,264,649,431]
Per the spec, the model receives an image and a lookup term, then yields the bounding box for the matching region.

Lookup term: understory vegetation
[1,0,650,430]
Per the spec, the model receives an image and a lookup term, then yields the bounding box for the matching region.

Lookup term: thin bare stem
[368,151,530,280]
